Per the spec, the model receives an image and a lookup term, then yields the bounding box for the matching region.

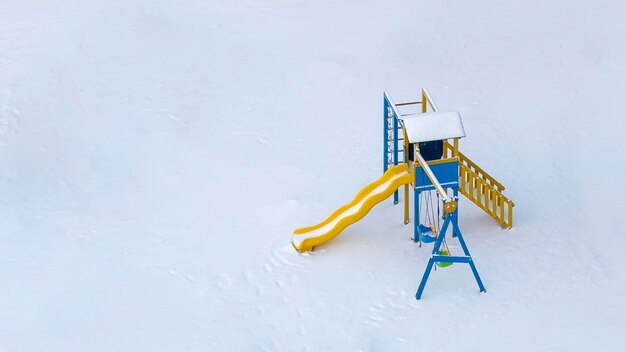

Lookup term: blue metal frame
[452,186,459,237]
[383,94,389,174]
[383,93,400,204]
[414,161,458,190]
[382,92,485,300]
[413,160,459,242]
[413,185,459,242]
[393,109,399,204]
[414,184,420,244]
[415,211,486,299]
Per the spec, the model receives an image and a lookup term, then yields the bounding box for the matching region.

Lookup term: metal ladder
[383,92,408,204]
[384,89,438,176]
[385,107,405,169]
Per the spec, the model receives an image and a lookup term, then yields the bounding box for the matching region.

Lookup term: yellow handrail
[443,143,505,192]
[421,88,438,112]
[458,163,514,228]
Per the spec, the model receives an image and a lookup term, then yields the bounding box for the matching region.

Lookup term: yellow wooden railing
[459,163,514,228]
[442,143,514,228]
[443,143,505,192]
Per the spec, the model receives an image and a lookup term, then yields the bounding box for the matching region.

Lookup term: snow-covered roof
[402,111,465,143]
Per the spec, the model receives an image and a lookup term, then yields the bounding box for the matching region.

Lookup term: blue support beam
[432,255,472,263]
[383,94,389,174]
[393,110,399,204]
[416,212,486,300]
[453,223,486,293]
[452,186,459,237]
[413,187,420,243]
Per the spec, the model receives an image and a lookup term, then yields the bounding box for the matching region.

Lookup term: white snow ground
[1,1,625,351]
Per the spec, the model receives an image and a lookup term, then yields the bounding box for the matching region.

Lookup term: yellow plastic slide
[292,163,413,252]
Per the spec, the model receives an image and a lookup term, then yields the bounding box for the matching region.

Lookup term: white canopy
[402,111,465,143]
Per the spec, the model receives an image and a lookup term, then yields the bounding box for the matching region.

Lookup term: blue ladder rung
[433,255,471,263]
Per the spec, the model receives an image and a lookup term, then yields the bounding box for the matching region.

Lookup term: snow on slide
[292,164,413,252]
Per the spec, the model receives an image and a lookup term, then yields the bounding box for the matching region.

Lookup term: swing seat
[418,224,437,243]
[436,250,453,267]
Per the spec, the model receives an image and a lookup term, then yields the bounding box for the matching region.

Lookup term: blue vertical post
[452,186,459,237]
[383,94,388,174]
[416,214,452,299]
[413,187,420,243]
[393,107,399,204]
